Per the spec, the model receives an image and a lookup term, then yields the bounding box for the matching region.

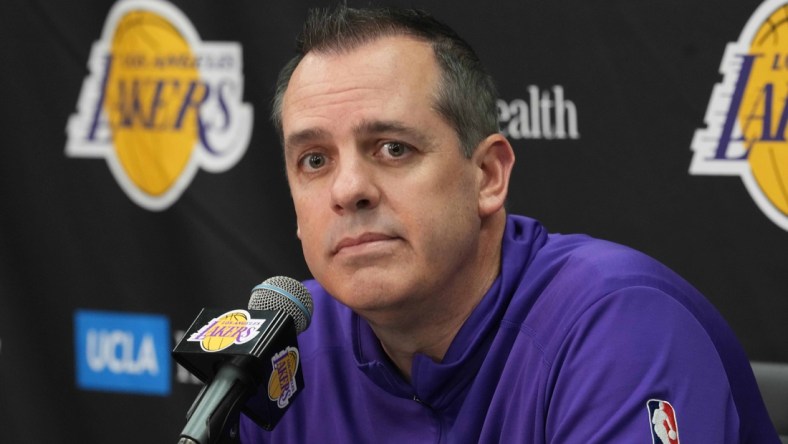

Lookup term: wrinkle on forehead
[285,118,435,154]
[282,36,442,148]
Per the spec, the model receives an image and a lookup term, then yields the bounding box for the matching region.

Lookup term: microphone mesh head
[248,276,313,334]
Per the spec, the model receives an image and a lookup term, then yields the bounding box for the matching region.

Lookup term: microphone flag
[172,307,304,436]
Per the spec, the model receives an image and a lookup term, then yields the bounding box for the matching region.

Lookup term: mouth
[333,232,399,255]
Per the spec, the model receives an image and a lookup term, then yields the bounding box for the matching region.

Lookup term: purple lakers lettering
[66,0,252,211]
[187,310,265,352]
[268,347,300,408]
[691,0,788,231]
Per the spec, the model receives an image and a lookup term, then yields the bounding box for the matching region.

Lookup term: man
[241,6,779,443]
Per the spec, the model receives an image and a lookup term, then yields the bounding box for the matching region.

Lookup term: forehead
[281,36,441,142]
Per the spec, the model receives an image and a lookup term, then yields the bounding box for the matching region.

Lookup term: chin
[327,277,413,314]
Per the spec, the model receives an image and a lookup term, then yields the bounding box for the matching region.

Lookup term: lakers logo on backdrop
[66,0,253,210]
[691,0,788,230]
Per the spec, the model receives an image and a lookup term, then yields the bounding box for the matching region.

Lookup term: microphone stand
[177,363,252,444]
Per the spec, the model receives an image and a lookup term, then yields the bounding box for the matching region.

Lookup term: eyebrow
[284,119,433,153]
[285,127,332,152]
[353,119,430,146]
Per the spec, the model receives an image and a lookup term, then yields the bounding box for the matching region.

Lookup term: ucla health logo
[74,310,171,395]
[691,0,788,230]
[498,86,580,140]
[66,0,253,211]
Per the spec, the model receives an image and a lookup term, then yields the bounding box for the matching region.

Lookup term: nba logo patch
[647,399,680,444]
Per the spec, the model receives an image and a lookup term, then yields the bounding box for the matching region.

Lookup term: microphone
[173,276,314,444]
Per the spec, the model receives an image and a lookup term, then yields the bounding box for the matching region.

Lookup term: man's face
[281,36,486,320]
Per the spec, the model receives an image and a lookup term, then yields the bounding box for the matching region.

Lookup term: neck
[364,211,506,381]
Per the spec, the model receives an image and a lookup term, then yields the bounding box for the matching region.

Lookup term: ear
[473,133,515,217]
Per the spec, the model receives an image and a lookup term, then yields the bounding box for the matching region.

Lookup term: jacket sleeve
[544,286,743,443]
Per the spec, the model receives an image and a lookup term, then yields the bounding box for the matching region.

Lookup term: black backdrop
[1,0,786,442]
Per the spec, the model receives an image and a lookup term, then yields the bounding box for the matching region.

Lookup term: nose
[330,154,380,214]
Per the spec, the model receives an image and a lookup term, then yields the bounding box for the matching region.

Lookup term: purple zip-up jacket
[240,215,778,443]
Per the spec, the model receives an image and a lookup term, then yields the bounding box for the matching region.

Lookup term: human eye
[298,152,328,171]
[379,141,412,159]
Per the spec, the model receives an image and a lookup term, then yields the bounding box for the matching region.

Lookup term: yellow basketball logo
[187,310,265,352]
[691,0,788,231]
[268,347,300,408]
[66,0,252,210]
[105,11,200,197]
[739,7,788,217]
[201,311,249,352]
